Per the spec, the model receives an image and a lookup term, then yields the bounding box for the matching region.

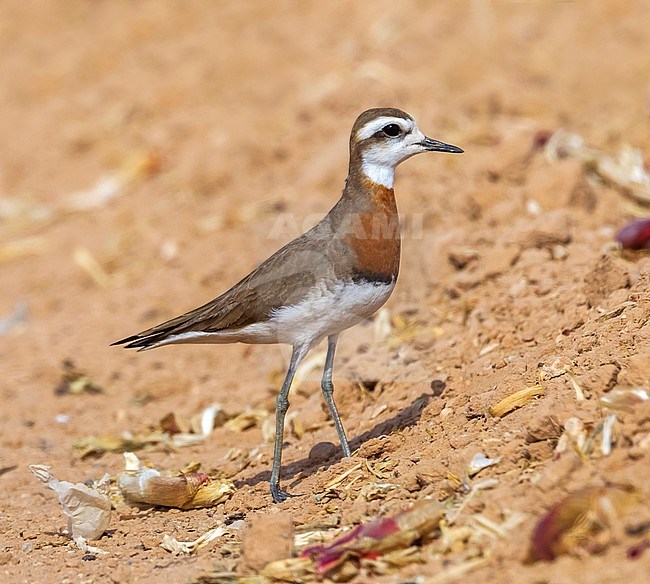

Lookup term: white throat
[360,159,395,188]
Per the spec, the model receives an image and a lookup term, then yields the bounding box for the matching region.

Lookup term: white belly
[271,279,395,346]
[153,280,394,349]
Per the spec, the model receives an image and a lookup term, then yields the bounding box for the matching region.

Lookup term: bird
[113,107,463,503]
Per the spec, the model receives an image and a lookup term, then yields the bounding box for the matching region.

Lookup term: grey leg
[321,334,351,457]
[270,343,309,503]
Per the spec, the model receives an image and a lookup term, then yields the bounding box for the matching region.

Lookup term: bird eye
[382,124,401,137]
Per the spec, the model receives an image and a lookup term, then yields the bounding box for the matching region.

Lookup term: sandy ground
[1,1,649,583]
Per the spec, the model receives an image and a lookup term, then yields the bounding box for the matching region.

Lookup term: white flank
[271,279,395,347]
[147,280,395,350]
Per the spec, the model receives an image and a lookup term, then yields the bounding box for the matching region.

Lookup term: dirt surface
[1,2,650,583]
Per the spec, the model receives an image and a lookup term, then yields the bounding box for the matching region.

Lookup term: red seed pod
[616,218,650,250]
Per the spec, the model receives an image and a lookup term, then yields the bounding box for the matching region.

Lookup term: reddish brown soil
[1,2,649,583]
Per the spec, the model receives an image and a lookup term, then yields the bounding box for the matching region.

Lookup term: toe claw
[270,485,301,503]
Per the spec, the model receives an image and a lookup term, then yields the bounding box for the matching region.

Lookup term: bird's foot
[270,484,301,503]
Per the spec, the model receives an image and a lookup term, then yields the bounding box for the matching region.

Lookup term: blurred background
[2,0,650,470]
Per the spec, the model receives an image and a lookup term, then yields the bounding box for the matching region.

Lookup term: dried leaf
[555,415,618,459]
[466,453,501,477]
[595,301,637,322]
[489,385,545,417]
[545,130,650,205]
[73,247,110,288]
[55,360,103,395]
[64,152,161,212]
[323,463,363,490]
[291,351,327,392]
[172,404,226,447]
[0,237,47,262]
[527,486,639,562]
[542,358,585,401]
[300,499,444,579]
[601,414,617,456]
[359,482,399,501]
[478,342,499,357]
[373,307,393,343]
[159,412,187,435]
[0,464,18,476]
[161,526,227,555]
[555,417,587,457]
[0,300,28,335]
[29,465,111,543]
[600,388,649,412]
[224,409,268,432]
[118,453,234,509]
[74,432,164,458]
[287,412,304,439]
[259,557,314,581]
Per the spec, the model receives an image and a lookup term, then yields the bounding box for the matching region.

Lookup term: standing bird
[113,108,463,502]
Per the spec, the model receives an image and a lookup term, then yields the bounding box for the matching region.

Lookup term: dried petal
[301,500,443,579]
[616,219,650,250]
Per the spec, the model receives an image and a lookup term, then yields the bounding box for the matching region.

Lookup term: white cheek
[361,140,424,187]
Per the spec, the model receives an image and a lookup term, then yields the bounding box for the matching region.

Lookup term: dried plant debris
[73,247,112,288]
[542,357,585,401]
[445,478,500,526]
[65,151,161,212]
[224,409,269,432]
[594,300,637,323]
[527,486,639,562]
[0,236,48,263]
[555,415,619,459]
[545,131,650,205]
[300,499,444,580]
[55,360,103,396]
[0,300,28,335]
[600,387,649,412]
[29,465,111,554]
[165,404,227,448]
[161,526,228,555]
[74,432,165,459]
[489,384,545,418]
[118,452,234,509]
[294,521,343,553]
[616,218,650,250]
[466,453,501,478]
[74,404,231,457]
[0,464,18,476]
[258,557,315,582]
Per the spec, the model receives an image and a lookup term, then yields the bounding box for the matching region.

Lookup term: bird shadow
[235,390,433,491]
